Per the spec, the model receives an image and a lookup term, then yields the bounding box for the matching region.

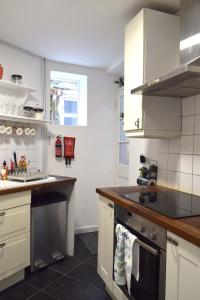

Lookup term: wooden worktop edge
[96,187,200,248]
[0,175,76,196]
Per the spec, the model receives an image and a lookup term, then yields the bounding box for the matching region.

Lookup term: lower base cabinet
[97,196,114,291]
[0,191,31,286]
[0,233,30,281]
[112,281,128,300]
[165,232,200,300]
[98,196,128,300]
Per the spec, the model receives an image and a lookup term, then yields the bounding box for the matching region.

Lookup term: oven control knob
[150,232,157,241]
[140,226,146,233]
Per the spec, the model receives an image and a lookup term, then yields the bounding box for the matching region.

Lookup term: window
[119,93,129,165]
[50,71,87,126]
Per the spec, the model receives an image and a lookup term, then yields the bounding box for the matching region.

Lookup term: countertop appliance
[114,205,166,300]
[119,190,200,219]
[31,192,67,272]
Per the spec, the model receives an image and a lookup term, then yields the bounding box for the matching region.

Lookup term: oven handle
[135,239,159,256]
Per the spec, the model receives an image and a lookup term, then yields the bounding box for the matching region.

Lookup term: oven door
[114,221,165,300]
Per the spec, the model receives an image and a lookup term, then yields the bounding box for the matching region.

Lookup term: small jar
[33,108,44,120]
[11,74,22,85]
[23,106,34,118]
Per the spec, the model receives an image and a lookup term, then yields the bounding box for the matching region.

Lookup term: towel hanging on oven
[114,224,126,285]
[114,224,140,294]
[124,230,140,294]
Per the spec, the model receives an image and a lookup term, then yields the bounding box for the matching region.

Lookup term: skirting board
[75,225,99,234]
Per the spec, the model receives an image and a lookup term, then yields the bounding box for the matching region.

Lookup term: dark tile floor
[0,234,111,300]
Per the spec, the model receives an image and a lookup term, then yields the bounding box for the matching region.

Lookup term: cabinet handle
[134,118,140,129]
[167,236,178,246]
[0,243,5,248]
[107,202,114,209]
[0,211,5,217]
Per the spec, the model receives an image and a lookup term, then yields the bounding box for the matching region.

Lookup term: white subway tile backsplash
[195,94,200,115]
[168,138,180,154]
[194,135,200,155]
[157,139,169,153]
[193,155,200,175]
[180,135,193,154]
[157,153,168,170]
[192,175,200,196]
[182,116,194,135]
[157,169,168,187]
[194,115,200,134]
[167,171,179,190]
[182,96,195,116]
[179,173,192,193]
[168,154,180,172]
[0,136,6,149]
[180,155,193,174]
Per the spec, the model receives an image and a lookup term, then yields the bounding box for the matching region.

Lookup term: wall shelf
[0,114,48,125]
[0,80,35,93]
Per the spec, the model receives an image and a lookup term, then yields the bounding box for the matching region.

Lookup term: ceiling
[0,0,180,73]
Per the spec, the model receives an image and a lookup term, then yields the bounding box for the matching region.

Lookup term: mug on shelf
[24,127,31,135]
[5,126,12,135]
[16,127,23,136]
[0,125,6,134]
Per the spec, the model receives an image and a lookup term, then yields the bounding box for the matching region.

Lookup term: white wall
[45,60,117,232]
[129,95,200,196]
[0,41,44,171]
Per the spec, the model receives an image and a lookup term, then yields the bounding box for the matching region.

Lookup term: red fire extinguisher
[55,136,62,157]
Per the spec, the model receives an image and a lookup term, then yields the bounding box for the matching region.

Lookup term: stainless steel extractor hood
[131,57,200,98]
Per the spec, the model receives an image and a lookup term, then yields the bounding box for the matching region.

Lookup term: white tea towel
[114,224,126,285]
[124,229,140,294]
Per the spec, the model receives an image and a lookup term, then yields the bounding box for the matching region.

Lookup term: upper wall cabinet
[124,9,181,138]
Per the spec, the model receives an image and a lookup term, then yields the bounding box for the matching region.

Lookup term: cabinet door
[165,232,200,300]
[97,196,114,291]
[124,10,144,132]
[0,233,30,281]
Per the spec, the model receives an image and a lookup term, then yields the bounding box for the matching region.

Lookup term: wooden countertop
[0,175,76,196]
[96,185,200,247]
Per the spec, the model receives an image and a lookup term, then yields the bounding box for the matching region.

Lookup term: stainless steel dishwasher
[31,192,67,272]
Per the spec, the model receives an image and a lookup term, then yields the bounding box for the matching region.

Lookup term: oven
[114,205,167,300]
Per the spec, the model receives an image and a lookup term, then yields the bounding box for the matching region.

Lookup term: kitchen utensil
[13,151,18,168]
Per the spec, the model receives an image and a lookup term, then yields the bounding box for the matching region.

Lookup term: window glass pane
[120,119,128,142]
[119,143,129,165]
[64,117,77,126]
[120,95,124,114]
[64,101,77,114]
[50,71,87,126]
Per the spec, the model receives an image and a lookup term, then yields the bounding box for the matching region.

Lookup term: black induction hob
[119,190,200,219]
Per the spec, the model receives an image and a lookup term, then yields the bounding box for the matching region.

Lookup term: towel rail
[123,232,158,256]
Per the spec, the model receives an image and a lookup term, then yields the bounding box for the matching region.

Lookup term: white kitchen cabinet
[165,232,200,300]
[0,191,31,288]
[124,8,181,138]
[97,196,114,291]
[0,233,30,281]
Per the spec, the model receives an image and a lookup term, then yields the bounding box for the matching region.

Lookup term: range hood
[131,56,200,98]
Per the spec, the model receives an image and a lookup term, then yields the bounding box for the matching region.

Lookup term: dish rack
[7,172,48,182]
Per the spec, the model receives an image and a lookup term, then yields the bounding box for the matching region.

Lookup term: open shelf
[0,114,48,124]
[0,79,35,93]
